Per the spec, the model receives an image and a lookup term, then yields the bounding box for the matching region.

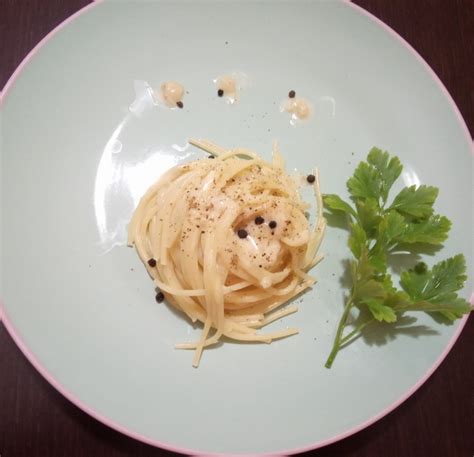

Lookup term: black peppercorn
[237,229,248,239]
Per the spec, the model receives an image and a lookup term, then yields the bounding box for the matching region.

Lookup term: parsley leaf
[364,299,397,323]
[347,148,403,206]
[375,210,406,252]
[323,194,357,218]
[396,298,470,320]
[348,223,367,259]
[347,161,381,201]
[396,215,451,245]
[355,198,381,236]
[324,149,471,368]
[400,255,468,305]
[366,148,402,203]
[390,185,438,218]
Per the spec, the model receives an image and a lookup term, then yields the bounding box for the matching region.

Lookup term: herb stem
[325,296,354,368]
[340,319,374,347]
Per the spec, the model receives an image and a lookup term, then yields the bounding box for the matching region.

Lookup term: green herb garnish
[324,148,471,368]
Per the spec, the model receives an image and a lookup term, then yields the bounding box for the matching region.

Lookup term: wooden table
[1,1,473,456]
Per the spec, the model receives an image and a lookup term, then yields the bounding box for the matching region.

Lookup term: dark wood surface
[1,1,473,456]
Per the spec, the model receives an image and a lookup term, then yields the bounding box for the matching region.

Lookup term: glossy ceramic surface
[1,1,472,455]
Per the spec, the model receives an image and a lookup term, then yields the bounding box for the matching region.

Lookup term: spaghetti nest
[128,139,326,366]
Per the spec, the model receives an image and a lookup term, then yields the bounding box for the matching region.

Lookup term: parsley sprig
[324,148,471,368]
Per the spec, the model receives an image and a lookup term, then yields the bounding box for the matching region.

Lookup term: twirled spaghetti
[128,139,326,366]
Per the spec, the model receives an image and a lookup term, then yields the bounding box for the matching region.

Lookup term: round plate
[1,1,472,455]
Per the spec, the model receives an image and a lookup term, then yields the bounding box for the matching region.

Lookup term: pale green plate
[1,1,472,455]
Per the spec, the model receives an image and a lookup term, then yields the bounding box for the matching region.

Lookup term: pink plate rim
[1,1,472,455]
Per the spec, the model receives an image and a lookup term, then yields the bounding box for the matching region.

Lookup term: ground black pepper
[176,101,184,108]
[306,174,316,183]
[155,292,164,303]
[217,89,224,97]
[269,220,277,229]
[288,90,296,98]
[255,216,264,225]
[147,258,157,267]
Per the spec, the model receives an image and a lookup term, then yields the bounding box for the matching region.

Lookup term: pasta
[128,139,326,366]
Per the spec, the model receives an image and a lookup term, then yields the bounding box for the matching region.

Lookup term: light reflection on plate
[94,100,197,252]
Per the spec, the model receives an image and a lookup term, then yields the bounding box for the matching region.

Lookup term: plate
[1,1,472,455]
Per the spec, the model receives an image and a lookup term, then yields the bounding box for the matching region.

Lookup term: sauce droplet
[215,74,241,103]
[285,98,310,120]
[160,81,185,108]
